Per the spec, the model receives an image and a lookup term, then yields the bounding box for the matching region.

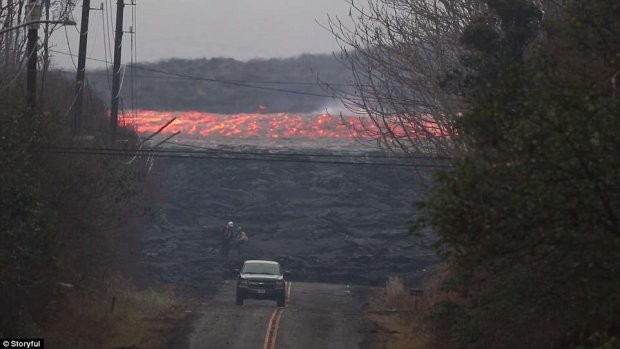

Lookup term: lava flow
[122,110,449,149]
[125,110,361,141]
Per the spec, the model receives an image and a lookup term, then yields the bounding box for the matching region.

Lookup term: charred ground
[141,147,439,288]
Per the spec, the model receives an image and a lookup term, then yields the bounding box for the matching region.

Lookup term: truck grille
[248,280,275,289]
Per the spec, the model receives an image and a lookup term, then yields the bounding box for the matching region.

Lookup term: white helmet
[228,221,234,227]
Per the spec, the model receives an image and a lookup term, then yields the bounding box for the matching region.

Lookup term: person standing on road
[234,227,249,256]
[222,221,234,257]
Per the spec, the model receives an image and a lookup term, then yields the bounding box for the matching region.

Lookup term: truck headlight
[276,280,285,288]
[238,279,249,287]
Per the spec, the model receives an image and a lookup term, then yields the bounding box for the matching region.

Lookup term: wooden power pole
[110,0,124,139]
[25,0,41,113]
[71,0,91,135]
[5,0,14,66]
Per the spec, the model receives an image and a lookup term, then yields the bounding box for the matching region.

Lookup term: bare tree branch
[323,0,486,157]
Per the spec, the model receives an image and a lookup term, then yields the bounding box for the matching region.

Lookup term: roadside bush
[384,276,410,310]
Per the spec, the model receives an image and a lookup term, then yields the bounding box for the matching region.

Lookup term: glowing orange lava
[126,110,360,140]
[122,110,449,148]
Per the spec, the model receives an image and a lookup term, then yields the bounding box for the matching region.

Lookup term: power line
[48,50,438,108]
[20,145,452,168]
[49,49,335,98]
[100,1,112,91]
[50,52,436,89]
[63,26,78,69]
[25,145,400,159]
[48,50,446,109]
[164,139,451,160]
[51,50,355,87]
[128,0,137,128]
[130,65,336,99]
[79,71,358,87]
[74,124,452,160]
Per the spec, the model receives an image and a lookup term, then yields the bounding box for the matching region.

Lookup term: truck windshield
[242,263,280,275]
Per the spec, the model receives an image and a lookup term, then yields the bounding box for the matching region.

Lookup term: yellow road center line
[262,309,279,349]
[262,282,292,349]
[269,309,284,349]
[263,308,283,349]
[286,281,292,303]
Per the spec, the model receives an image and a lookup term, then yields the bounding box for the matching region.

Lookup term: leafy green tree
[427,0,620,347]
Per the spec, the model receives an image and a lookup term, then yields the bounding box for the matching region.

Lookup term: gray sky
[50,0,353,69]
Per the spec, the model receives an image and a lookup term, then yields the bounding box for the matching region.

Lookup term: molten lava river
[127,110,370,149]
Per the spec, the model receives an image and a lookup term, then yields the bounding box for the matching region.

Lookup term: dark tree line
[331,0,620,347]
[428,0,620,347]
[1,2,157,339]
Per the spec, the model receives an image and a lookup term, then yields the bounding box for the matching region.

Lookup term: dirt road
[188,281,374,349]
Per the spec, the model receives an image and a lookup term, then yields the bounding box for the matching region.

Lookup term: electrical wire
[106,0,114,56]
[48,49,443,108]
[101,0,112,90]
[72,123,452,161]
[131,0,138,128]
[164,139,451,160]
[135,65,334,98]
[86,3,100,59]
[81,71,365,88]
[21,145,452,168]
[48,50,338,99]
[63,25,77,69]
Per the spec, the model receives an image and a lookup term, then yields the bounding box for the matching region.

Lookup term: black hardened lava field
[141,147,438,288]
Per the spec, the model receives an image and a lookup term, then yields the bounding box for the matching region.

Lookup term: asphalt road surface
[189,281,374,349]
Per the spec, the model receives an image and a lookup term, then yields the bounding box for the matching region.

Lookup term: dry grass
[44,278,189,348]
[365,268,456,349]
[366,311,431,349]
[106,284,179,348]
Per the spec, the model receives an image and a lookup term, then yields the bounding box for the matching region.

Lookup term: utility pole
[25,0,41,113]
[5,0,14,66]
[110,0,124,140]
[40,0,50,94]
[71,0,91,135]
